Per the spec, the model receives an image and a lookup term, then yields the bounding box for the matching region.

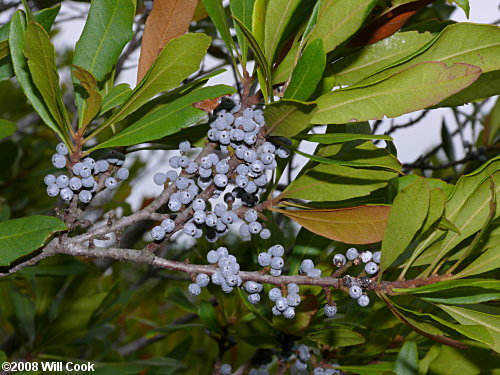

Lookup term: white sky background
[49,1,500,208]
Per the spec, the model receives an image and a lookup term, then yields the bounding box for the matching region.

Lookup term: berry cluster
[269,283,301,319]
[45,143,128,204]
[257,244,285,276]
[149,101,289,243]
[205,246,242,294]
[299,259,322,278]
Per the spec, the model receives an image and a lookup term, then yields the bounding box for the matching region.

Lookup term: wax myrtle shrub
[0,0,499,373]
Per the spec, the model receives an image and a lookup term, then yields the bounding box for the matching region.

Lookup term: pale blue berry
[188,283,201,296]
[276,147,290,158]
[283,306,295,319]
[221,211,237,225]
[260,152,274,165]
[236,164,249,176]
[287,293,301,307]
[248,293,260,304]
[248,221,262,234]
[161,218,175,232]
[82,158,95,168]
[216,246,229,258]
[211,271,223,285]
[361,251,373,263]
[270,268,281,276]
[258,252,271,267]
[244,181,257,194]
[214,174,228,188]
[44,174,56,185]
[179,140,190,152]
[372,251,381,264]
[261,142,276,154]
[287,283,299,294]
[307,268,321,278]
[214,203,227,217]
[244,281,263,294]
[207,250,220,264]
[105,177,117,189]
[215,161,230,174]
[349,285,363,299]
[56,142,68,155]
[295,359,307,370]
[239,223,250,237]
[168,198,182,212]
[95,160,109,173]
[78,190,92,203]
[269,245,284,257]
[244,133,257,145]
[300,259,314,274]
[324,304,337,318]
[243,149,257,163]
[269,288,281,301]
[193,210,206,224]
[270,256,284,270]
[47,184,59,197]
[60,187,73,201]
[218,131,230,145]
[79,166,92,178]
[169,156,180,169]
[82,177,95,188]
[244,209,258,222]
[254,174,267,187]
[236,175,249,189]
[272,306,282,316]
[259,228,271,239]
[205,213,217,227]
[183,222,197,236]
[346,247,358,260]
[152,225,166,240]
[185,162,198,174]
[56,175,69,188]
[243,108,254,119]
[220,364,231,375]
[178,156,190,168]
[357,294,370,307]
[275,297,288,312]
[365,261,379,275]
[192,198,206,211]
[69,177,82,191]
[250,160,264,174]
[196,273,210,287]
[52,154,66,169]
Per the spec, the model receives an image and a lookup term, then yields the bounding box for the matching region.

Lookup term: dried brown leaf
[137,0,199,83]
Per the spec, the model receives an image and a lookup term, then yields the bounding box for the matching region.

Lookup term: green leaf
[90,85,235,151]
[232,16,272,100]
[394,279,500,294]
[380,178,430,274]
[363,23,500,85]
[441,119,455,162]
[294,133,393,144]
[453,246,500,278]
[449,0,470,17]
[264,99,316,137]
[312,61,481,124]
[23,21,70,132]
[72,65,102,128]
[426,346,481,375]
[279,163,398,202]
[0,40,8,60]
[0,215,66,266]
[198,301,223,335]
[394,341,418,375]
[306,328,365,347]
[284,39,326,101]
[202,0,235,57]
[430,171,500,271]
[308,0,377,53]
[73,0,135,82]
[98,33,211,134]
[420,188,446,234]
[332,30,435,86]
[230,0,255,66]
[263,0,301,62]
[272,42,300,85]
[99,83,132,116]
[437,304,500,352]
[9,12,68,144]
[252,0,266,47]
[0,118,16,140]
[164,287,197,313]
[338,362,395,375]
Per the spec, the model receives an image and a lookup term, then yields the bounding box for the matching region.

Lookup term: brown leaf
[349,0,436,47]
[271,205,391,244]
[193,96,223,112]
[137,0,199,83]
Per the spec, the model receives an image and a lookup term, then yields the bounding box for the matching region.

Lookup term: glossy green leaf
[23,21,70,131]
[438,304,500,352]
[230,0,255,66]
[96,33,211,135]
[394,341,418,375]
[312,62,481,124]
[265,99,316,137]
[263,0,301,62]
[449,0,470,17]
[0,40,8,60]
[272,42,300,85]
[0,215,66,266]
[426,346,482,375]
[284,39,326,101]
[198,301,223,335]
[308,0,377,53]
[294,133,392,144]
[90,85,235,151]
[233,16,272,99]
[364,23,500,85]
[99,83,132,116]
[332,30,435,86]
[306,328,365,347]
[202,0,235,57]
[394,279,500,294]
[73,0,135,82]
[72,65,102,127]
[0,118,16,140]
[9,12,68,144]
[420,188,446,234]
[431,171,500,270]
[453,246,500,278]
[252,0,266,47]
[279,163,398,202]
[380,178,430,274]
[164,287,197,313]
